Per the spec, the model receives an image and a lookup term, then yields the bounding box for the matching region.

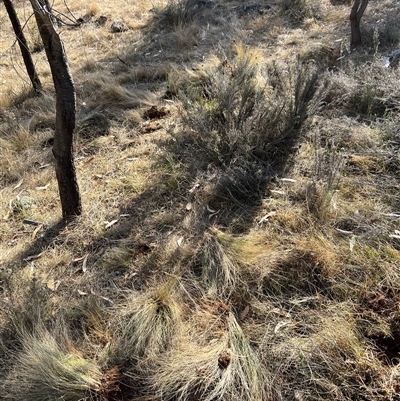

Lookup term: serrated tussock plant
[150,311,269,401]
[115,281,182,362]
[201,227,268,295]
[5,326,102,401]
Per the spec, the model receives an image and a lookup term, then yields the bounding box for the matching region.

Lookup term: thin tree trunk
[4,0,42,93]
[29,0,82,220]
[350,0,369,48]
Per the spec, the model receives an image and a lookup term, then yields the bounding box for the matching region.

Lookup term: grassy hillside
[1,0,400,399]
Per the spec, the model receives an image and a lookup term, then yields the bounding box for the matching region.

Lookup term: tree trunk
[350,0,369,48]
[29,0,82,220]
[4,0,42,93]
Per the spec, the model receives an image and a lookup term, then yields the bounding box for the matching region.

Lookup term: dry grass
[280,0,329,25]
[2,0,400,400]
[200,227,272,295]
[4,324,103,401]
[114,281,183,361]
[149,310,269,401]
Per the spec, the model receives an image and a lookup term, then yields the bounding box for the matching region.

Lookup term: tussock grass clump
[151,311,269,401]
[179,47,319,166]
[362,9,400,48]
[74,297,112,355]
[226,312,270,400]
[27,112,56,133]
[101,83,156,110]
[280,0,328,25]
[115,281,182,361]
[5,326,102,401]
[0,125,51,187]
[262,236,340,298]
[210,227,267,265]
[150,338,228,401]
[76,109,110,138]
[321,63,400,120]
[201,231,239,295]
[77,76,156,114]
[201,227,268,295]
[1,126,34,151]
[154,0,212,28]
[268,307,375,400]
[102,246,133,269]
[305,127,345,220]
[25,19,44,54]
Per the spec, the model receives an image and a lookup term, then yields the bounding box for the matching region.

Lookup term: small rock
[110,21,129,33]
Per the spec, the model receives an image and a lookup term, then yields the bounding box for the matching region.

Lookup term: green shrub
[179,49,319,166]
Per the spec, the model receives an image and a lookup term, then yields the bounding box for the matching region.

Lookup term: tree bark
[4,0,42,93]
[29,0,82,220]
[350,0,369,48]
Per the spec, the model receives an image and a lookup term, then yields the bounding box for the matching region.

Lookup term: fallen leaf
[207,205,217,213]
[274,320,291,334]
[36,183,50,190]
[39,163,50,169]
[186,203,192,211]
[294,390,305,401]
[23,253,42,262]
[82,254,88,272]
[349,235,356,252]
[47,278,55,290]
[32,224,43,240]
[258,211,277,224]
[72,255,87,263]
[189,183,200,193]
[240,305,250,321]
[99,295,114,304]
[105,219,119,229]
[207,204,220,218]
[209,211,220,219]
[13,179,23,190]
[335,228,353,235]
[47,279,61,291]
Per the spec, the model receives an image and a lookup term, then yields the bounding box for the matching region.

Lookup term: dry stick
[3,0,42,93]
